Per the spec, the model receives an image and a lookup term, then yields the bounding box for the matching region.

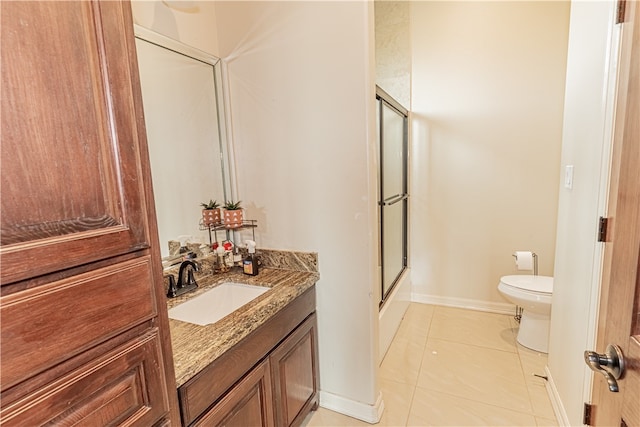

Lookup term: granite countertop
[167,265,319,387]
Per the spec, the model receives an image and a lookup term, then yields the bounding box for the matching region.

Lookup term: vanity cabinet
[270,313,319,427]
[0,1,178,425]
[179,287,318,427]
[194,359,275,427]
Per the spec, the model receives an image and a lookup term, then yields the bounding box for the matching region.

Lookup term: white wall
[131,1,219,56]
[547,2,618,425]
[374,0,412,362]
[214,1,382,422]
[410,2,569,311]
[132,1,382,420]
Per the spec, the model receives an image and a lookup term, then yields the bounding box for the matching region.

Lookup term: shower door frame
[377,86,409,308]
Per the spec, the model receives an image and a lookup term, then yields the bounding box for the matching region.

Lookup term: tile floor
[303,303,558,426]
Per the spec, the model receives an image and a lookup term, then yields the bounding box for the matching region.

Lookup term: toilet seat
[500,275,553,294]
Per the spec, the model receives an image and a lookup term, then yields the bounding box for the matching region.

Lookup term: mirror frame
[133,25,237,252]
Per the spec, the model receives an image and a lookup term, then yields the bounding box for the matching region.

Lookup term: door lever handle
[584,344,625,392]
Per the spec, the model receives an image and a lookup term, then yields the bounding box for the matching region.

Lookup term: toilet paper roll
[514,251,534,271]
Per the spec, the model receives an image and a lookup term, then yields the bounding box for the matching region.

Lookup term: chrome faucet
[167,260,200,298]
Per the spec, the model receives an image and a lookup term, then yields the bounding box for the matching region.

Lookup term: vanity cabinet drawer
[0,257,156,389]
[0,328,169,427]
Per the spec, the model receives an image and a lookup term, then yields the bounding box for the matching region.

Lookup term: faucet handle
[166,274,177,298]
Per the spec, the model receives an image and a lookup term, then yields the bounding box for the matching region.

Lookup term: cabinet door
[0,1,178,424]
[194,359,274,427]
[1,257,157,389]
[1,0,152,284]
[0,330,169,427]
[270,313,319,427]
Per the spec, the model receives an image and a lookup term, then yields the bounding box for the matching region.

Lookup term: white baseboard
[545,366,570,426]
[318,390,384,424]
[411,292,515,315]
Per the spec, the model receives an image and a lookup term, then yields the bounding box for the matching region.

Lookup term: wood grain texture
[270,313,319,427]
[621,337,640,426]
[194,359,275,427]
[0,1,178,424]
[1,2,115,230]
[0,329,168,427]
[0,256,156,389]
[0,0,151,285]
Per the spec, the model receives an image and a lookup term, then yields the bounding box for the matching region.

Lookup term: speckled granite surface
[257,249,318,272]
[167,251,319,387]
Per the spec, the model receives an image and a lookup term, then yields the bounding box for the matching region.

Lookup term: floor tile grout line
[427,306,521,355]
[409,302,541,423]
[515,341,553,418]
[424,335,519,354]
[409,383,541,421]
[404,305,433,426]
[402,384,418,426]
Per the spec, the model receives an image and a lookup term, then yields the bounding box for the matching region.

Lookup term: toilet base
[516,310,550,353]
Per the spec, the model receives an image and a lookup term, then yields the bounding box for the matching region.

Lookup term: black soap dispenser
[243,240,259,276]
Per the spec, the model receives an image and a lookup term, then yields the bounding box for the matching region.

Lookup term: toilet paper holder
[512,252,538,275]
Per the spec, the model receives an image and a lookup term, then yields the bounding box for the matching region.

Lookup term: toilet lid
[500,275,553,294]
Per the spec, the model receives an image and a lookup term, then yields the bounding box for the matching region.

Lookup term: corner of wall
[319,390,385,424]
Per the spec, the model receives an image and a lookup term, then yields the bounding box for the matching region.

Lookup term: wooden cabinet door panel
[0,256,157,389]
[194,359,274,427]
[0,0,152,285]
[270,313,319,427]
[0,329,169,427]
[0,0,179,424]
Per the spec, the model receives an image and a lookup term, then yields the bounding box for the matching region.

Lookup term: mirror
[134,26,232,257]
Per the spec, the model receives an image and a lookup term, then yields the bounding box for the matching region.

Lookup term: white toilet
[498,275,553,353]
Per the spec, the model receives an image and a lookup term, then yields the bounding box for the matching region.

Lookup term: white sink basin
[168,282,270,326]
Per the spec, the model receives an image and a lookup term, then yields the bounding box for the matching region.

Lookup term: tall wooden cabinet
[0,1,179,425]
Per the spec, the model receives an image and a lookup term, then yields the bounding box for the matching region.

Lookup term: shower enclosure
[377,87,408,307]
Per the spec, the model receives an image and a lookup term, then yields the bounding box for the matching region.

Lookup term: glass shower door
[377,88,408,306]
